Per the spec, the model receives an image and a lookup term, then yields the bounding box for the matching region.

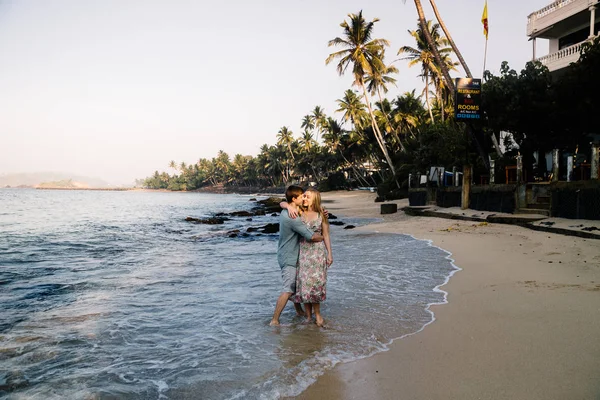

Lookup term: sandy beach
[296,191,600,400]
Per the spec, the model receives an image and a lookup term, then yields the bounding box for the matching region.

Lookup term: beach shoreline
[293,190,600,400]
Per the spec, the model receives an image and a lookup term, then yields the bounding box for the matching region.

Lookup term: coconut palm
[168,160,178,175]
[277,126,295,161]
[336,89,368,130]
[392,90,425,139]
[398,20,454,123]
[301,115,315,133]
[312,106,327,143]
[326,11,396,177]
[366,56,405,151]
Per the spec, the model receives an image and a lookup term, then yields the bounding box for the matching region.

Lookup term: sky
[0,0,552,185]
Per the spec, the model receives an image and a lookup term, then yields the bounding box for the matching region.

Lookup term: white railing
[537,40,584,68]
[528,0,577,25]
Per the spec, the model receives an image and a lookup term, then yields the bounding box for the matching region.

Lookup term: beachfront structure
[528,0,599,71]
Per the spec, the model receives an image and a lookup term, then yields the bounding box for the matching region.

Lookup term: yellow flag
[482,0,489,39]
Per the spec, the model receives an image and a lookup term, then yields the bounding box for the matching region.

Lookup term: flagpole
[483,38,488,79]
[481,0,489,79]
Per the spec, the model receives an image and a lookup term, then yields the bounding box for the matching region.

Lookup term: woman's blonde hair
[305,187,328,225]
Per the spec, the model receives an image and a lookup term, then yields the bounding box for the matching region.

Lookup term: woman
[283,188,332,326]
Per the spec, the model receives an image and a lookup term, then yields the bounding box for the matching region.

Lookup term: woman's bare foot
[269,320,280,326]
[315,316,324,327]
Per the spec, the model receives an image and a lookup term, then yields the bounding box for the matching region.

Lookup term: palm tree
[392,90,424,139]
[312,106,327,143]
[277,126,295,161]
[399,20,454,123]
[301,115,315,133]
[428,0,472,78]
[366,55,404,151]
[336,89,368,130]
[168,160,177,175]
[299,130,316,154]
[404,0,455,92]
[326,11,396,177]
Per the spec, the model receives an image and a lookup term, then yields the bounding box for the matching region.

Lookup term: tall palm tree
[428,0,472,78]
[277,126,295,161]
[399,20,454,123]
[312,106,327,143]
[326,11,396,177]
[405,0,455,92]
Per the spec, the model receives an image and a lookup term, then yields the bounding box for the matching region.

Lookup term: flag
[482,0,489,39]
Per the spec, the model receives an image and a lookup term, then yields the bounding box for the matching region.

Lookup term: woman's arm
[322,221,333,267]
[279,201,299,218]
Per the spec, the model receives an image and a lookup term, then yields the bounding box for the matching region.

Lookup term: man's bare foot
[269,320,280,326]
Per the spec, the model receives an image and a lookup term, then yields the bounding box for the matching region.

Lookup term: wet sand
[296,191,600,400]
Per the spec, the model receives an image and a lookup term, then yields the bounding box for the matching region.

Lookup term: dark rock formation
[329,220,345,226]
[344,225,356,230]
[260,223,280,234]
[246,223,280,234]
[185,216,228,224]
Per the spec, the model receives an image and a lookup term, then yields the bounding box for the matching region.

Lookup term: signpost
[454,78,481,120]
[455,78,482,209]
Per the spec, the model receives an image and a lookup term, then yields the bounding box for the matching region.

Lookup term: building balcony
[537,38,591,71]
[527,0,597,38]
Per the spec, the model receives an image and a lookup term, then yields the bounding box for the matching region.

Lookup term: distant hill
[0,172,111,188]
[36,179,89,189]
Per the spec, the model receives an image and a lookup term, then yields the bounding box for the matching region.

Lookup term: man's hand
[311,233,324,242]
[288,203,299,219]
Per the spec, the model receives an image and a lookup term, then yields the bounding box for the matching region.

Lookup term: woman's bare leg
[313,303,324,327]
[304,303,313,322]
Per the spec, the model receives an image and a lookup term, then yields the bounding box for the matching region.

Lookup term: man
[270,185,323,326]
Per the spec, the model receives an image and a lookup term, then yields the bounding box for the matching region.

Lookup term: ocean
[0,189,457,399]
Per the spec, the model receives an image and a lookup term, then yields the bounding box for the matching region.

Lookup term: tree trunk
[440,87,445,122]
[414,0,455,92]
[359,80,396,176]
[425,74,434,123]
[428,0,473,78]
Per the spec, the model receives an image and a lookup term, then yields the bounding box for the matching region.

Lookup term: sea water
[0,189,457,399]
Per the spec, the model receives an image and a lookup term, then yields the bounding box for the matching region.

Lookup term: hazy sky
[0,0,551,184]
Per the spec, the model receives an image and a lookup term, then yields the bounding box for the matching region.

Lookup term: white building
[528,0,599,71]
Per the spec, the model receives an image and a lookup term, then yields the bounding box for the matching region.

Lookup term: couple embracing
[270,185,333,327]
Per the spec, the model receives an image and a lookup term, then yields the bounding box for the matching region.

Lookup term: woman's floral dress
[294,214,327,303]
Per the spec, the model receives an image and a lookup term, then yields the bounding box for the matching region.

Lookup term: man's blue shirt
[277,210,315,267]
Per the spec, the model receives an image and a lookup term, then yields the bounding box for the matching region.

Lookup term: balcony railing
[537,40,585,70]
[527,0,594,36]
[528,0,576,24]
